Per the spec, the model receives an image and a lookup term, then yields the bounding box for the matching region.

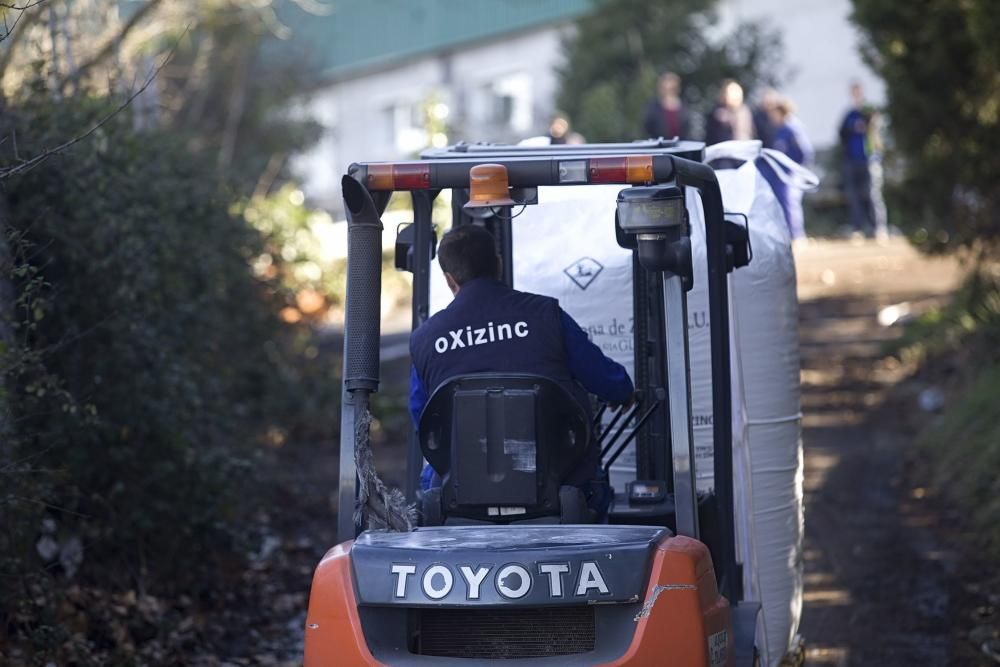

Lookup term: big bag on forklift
[703,140,817,667]
[427,147,810,666]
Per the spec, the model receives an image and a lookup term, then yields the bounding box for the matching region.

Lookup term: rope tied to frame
[352,406,416,532]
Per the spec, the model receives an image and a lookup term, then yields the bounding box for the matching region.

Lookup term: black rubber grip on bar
[342,175,383,392]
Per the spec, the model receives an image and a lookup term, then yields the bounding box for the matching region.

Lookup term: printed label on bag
[708,629,728,667]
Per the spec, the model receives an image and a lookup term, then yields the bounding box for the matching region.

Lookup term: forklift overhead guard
[309,141,760,666]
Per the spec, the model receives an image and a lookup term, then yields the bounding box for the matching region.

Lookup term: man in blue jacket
[839,81,874,236]
[409,224,634,511]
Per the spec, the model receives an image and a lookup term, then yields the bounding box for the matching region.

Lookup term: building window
[477,72,532,135]
[384,101,428,154]
[491,91,515,127]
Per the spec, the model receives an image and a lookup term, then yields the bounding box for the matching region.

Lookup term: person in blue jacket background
[768,97,814,241]
[409,224,634,515]
[839,81,875,236]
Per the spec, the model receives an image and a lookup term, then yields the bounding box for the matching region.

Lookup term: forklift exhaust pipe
[336,176,402,542]
[342,175,383,393]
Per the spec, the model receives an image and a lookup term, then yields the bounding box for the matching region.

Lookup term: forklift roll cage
[337,140,744,607]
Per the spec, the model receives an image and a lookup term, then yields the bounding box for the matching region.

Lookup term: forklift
[304,140,760,665]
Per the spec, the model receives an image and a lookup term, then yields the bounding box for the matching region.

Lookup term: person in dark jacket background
[839,81,875,236]
[547,112,571,144]
[752,88,780,149]
[409,224,634,510]
[705,79,755,145]
[641,71,689,139]
[767,97,813,240]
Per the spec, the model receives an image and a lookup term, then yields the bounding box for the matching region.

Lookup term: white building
[285,0,882,211]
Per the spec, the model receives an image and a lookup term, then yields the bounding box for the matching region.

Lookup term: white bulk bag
[427,150,807,664]
[705,139,815,667]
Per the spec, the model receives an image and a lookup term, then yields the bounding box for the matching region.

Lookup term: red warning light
[589,156,654,184]
[366,163,431,191]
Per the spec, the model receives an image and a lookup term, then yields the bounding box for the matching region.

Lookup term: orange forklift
[304,140,759,665]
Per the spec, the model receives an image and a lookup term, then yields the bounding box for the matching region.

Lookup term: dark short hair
[437,224,499,285]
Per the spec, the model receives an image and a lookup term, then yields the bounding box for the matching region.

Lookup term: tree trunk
[218,45,251,173]
[0,190,17,459]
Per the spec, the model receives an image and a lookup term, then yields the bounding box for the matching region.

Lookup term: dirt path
[279,238,977,666]
[793,239,970,666]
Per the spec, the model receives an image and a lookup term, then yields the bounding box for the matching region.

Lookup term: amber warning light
[464,163,516,210]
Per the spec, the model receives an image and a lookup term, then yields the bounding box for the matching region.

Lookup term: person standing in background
[705,79,754,145]
[839,82,875,237]
[768,97,813,241]
[752,88,780,149]
[547,112,571,145]
[641,72,689,139]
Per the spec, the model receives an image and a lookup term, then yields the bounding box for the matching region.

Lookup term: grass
[896,270,1000,556]
[891,271,1000,364]
[917,364,1000,555]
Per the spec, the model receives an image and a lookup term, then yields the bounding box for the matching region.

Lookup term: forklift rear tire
[420,487,443,526]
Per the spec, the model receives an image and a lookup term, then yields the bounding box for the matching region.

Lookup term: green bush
[918,363,1000,556]
[850,0,1000,254]
[0,94,318,653]
[892,274,1000,556]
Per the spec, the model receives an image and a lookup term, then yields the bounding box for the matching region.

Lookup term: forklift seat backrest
[418,374,590,513]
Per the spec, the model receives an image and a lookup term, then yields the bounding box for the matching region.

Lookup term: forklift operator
[409,224,635,506]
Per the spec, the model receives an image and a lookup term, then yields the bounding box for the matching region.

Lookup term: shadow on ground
[797,291,982,666]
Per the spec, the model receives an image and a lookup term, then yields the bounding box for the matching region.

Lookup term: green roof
[276,0,595,80]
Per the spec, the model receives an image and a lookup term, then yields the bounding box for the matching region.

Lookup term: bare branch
[218,46,251,172]
[46,3,61,99]
[59,1,76,81]
[0,1,46,10]
[0,26,187,180]
[252,152,287,200]
[0,0,43,44]
[0,4,41,74]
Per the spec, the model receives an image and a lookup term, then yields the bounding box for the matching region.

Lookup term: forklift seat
[417,374,592,524]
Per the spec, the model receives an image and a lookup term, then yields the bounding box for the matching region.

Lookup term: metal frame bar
[336,373,359,542]
[404,190,436,502]
[634,257,672,486]
[663,274,698,538]
[420,139,704,160]
[485,211,515,288]
[673,159,741,603]
[348,154,679,190]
